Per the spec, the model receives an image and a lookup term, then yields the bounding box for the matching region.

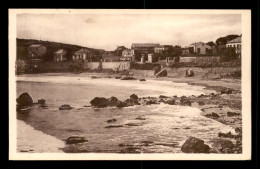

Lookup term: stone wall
[166,67,241,79]
[180,56,220,63]
[84,62,130,71]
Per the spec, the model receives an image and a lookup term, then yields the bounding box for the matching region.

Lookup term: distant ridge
[16,38,106,61]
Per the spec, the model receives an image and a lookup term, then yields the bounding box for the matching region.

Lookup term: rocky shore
[86,85,242,153]
[16,73,242,154]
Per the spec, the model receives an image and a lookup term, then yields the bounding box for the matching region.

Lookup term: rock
[105,125,124,128]
[115,76,122,79]
[107,119,117,123]
[205,112,220,119]
[180,97,192,106]
[227,111,240,117]
[211,112,220,118]
[140,79,146,81]
[90,97,109,108]
[145,100,157,105]
[125,123,142,126]
[130,94,138,100]
[165,99,175,105]
[16,92,33,107]
[181,137,210,153]
[116,101,128,108]
[38,99,45,104]
[125,99,140,106]
[59,104,72,110]
[159,95,169,98]
[107,96,119,106]
[218,131,234,138]
[66,136,88,144]
[221,88,233,94]
[212,138,234,153]
[135,116,146,120]
[121,76,136,80]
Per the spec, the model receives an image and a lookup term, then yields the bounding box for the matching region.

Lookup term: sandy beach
[17,120,65,153]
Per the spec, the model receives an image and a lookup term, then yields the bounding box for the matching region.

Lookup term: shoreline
[17,120,65,153]
[16,72,242,153]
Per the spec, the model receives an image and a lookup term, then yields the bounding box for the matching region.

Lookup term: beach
[17,120,65,153]
[16,72,242,153]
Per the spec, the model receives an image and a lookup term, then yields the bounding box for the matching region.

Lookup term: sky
[17,13,241,51]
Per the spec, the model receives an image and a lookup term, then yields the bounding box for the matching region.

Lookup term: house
[189,42,211,55]
[54,49,67,62]
[154,46,164,54]
[131,43,160,55]
[226,36,242,58]
[28,44,47,60]
[115,46,127,56]
[73,48,93,62]
[120,49,135,61]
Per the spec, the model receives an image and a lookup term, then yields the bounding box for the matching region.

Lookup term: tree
[216,34,240,46]
[206,41,216,47]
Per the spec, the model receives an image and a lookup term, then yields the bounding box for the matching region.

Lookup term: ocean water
[16,74,234,153]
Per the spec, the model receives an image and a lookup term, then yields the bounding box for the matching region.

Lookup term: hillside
[16,38,106,61]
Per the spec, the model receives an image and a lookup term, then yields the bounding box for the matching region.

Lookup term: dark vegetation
[17,38,105,61]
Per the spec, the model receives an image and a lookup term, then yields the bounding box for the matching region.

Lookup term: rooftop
[227,36,242,43]
[74,48,92,54]
[55,49,67,54]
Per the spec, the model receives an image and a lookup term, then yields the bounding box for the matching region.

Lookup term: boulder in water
[125,99,140,106]
[107,96,119,107]
[66,136,88,144]
[107,119,117,123]
[90,97,109,108]
[181,137,210,153]
[121,76,136,80]
[227,111,240,117]
[38,99,45,104]
[16,92,33,107]
[59,104,72,110]
[165,99,175,105]
[180,97,192,106]
[130,94,138,100]
[116,101,128,108]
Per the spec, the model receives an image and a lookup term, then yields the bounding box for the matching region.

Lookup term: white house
[73,48,93,62]
[189,42,211,55]
[226,36,242,58]
[120,49,135,61]
[54,49,67,62]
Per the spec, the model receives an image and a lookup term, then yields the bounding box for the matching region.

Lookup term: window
[197,48,201,53]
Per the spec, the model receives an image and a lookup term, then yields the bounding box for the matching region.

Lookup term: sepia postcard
[9,9,251,160]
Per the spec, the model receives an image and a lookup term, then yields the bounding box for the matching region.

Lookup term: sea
[16,73,235,153]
